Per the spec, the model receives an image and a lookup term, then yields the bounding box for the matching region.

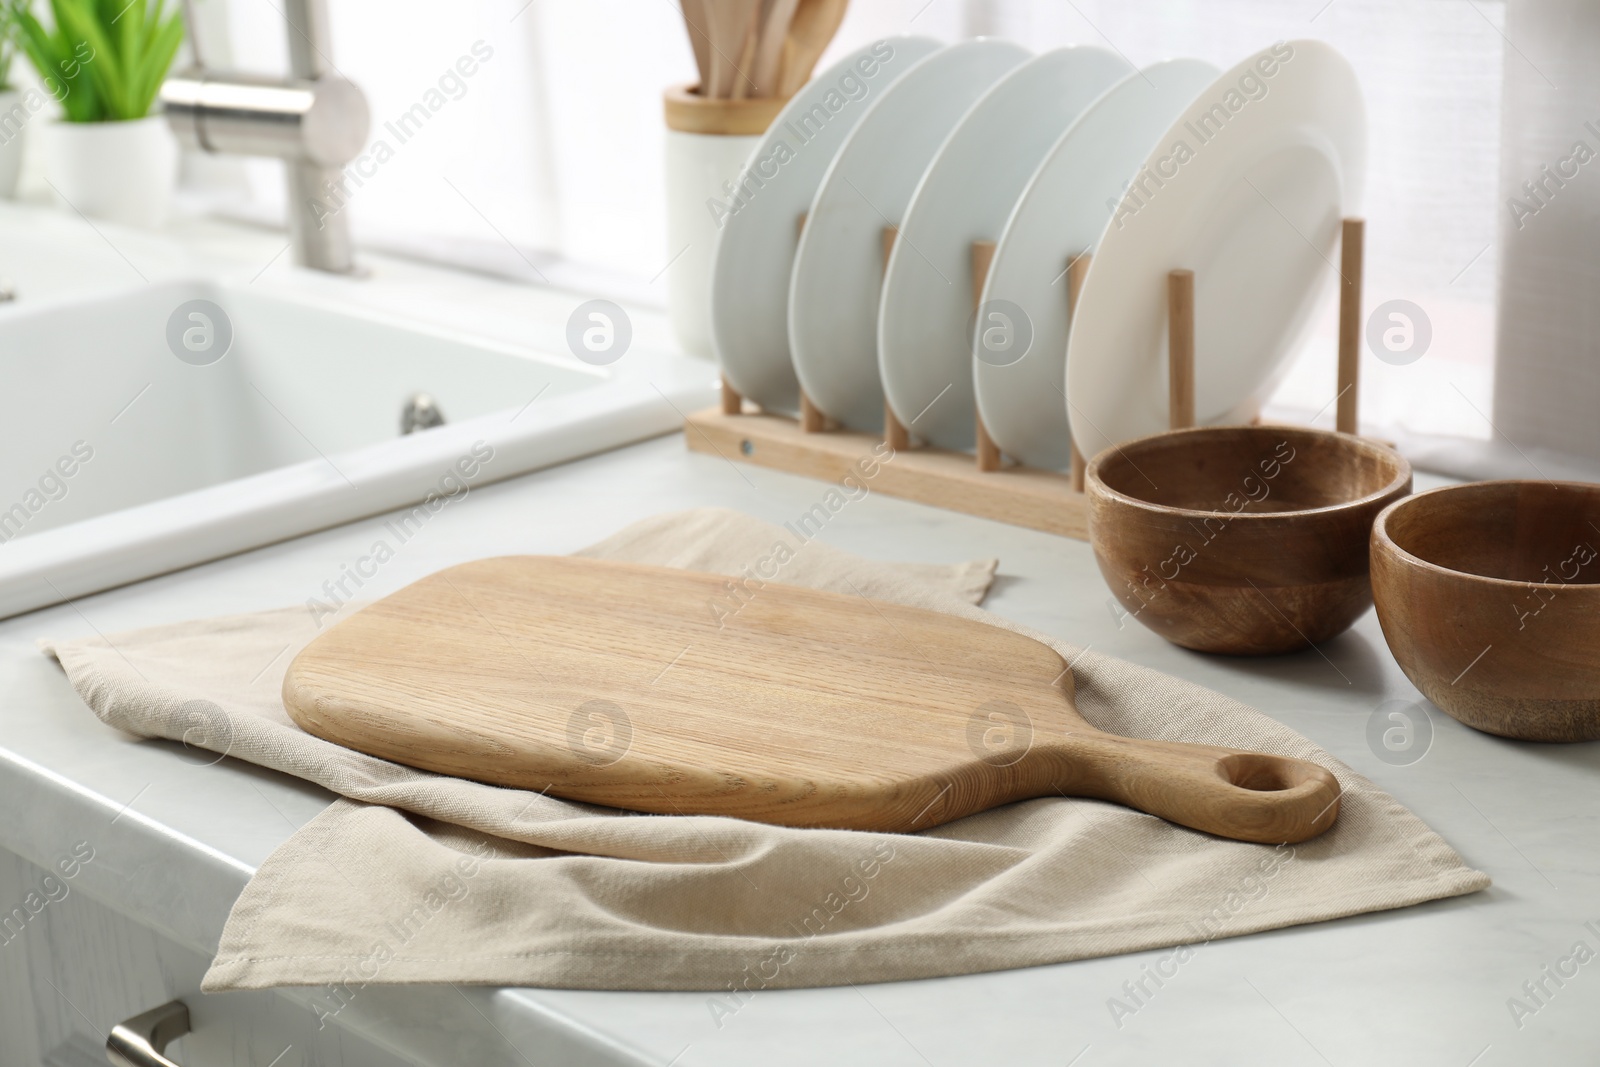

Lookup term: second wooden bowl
[1086,426,1413,655]
[1371,480,1600,742]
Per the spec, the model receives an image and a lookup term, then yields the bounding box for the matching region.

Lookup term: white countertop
[0,196,1594,1066]
[3,422,1598,1065]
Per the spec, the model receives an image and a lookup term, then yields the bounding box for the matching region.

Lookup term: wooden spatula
[283,558,1341,844]
[680,0,715,92]
[750,0,801,96]
[703,0,761,99]
[775,0,848,98]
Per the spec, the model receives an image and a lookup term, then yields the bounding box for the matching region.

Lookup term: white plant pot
[662,85,785,361]
[41,115,178,228]
[0,89,26,199]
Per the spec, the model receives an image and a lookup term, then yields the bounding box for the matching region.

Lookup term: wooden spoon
[680,0,715,93]
[776,0,849,98]
[283,556,1343,844]
[751,0,801,97]
[704,0,761,99]
[730,4,764,100]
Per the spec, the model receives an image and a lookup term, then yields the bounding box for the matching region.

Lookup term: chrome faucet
[161,0,370,273]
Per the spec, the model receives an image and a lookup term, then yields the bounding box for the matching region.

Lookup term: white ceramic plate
[974,58,1220,470]
[789,39,1031,432]
[1066,40,1366,460]
[877,46,1130,453]
[710,36,942,416]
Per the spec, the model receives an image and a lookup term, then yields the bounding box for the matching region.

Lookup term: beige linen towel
[42,508,1487,995]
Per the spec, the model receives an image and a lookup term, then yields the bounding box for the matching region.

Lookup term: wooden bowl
[1086,426,1412,655]
[1371,481,1600,742]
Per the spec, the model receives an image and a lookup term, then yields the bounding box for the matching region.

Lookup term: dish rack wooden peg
[880,226,912,451]
[690,217,1367,543]
[971,238,1003,472]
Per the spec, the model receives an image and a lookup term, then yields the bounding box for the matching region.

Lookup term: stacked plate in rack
[709,37,1366,468]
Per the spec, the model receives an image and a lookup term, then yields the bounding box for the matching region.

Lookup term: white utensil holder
[663,83,786,361]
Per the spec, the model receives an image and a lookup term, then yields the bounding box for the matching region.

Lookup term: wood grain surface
[1167,269,1195,430]
[1372,480,1600,741]
[1336,218,1365,435]
[1087,425,1412,655]
[662,82,785,135]
[685,405,1091,538]
[284,557,1341,843]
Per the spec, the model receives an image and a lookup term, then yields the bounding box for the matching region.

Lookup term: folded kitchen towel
[41,507,1488,995]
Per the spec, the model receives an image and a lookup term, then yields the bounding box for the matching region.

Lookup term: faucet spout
[161,0,370,274]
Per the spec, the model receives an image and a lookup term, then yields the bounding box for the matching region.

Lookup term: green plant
[12,0,184,121]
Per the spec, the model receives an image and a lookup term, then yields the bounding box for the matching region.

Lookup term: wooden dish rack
[685,216,1367,542]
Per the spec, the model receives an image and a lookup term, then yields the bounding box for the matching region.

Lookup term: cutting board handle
[1049,734,1342,845]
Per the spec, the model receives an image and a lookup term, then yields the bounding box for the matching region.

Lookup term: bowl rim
[1084,425,1413,521]
[1372,478,1600,592]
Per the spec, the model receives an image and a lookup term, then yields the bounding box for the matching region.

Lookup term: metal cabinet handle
[106,1000,190,1067]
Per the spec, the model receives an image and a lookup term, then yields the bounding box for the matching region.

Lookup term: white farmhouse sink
[0,278,712,618]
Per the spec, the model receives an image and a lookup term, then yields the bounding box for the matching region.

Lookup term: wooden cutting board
[283,557,1340,843]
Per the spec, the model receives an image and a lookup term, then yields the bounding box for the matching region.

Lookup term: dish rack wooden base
[684,404,1090,538]
[686,218,1367,543]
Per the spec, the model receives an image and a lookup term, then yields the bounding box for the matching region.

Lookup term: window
[194,0,1504,441]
